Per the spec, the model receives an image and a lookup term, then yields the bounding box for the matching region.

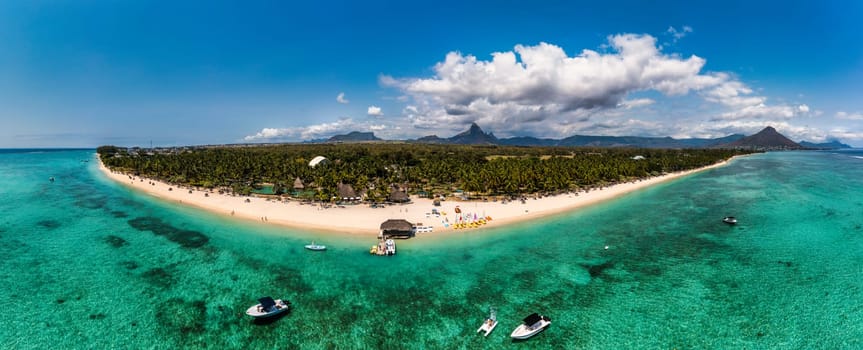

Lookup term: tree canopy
[98,143,753,201]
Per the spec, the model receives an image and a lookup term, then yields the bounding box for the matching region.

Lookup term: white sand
[98,156,736,237]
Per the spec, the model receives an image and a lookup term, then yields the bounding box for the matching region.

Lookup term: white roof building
[309,156,329,167]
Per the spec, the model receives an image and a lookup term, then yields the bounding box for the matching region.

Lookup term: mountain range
[326,123,851,149]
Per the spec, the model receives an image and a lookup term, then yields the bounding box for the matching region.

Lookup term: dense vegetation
[97,144,753,201]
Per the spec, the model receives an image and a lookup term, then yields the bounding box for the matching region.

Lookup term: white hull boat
[305,241,327,251]
[723,216,737,225]
[245,297,291,318]
[510,313,551,339]
[476,307,498,337]
[385,239,396,255]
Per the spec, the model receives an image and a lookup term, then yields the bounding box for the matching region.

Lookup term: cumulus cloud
[836,111,863,120]
[826,128,863,142]
[367,105,383,116]
[389,35,717,109]
[715,104,798,121]
[336,92,349,104]
[245,32,856,145]
[243,118,408,142]
[383,34,753,136]
[244,118,361,141]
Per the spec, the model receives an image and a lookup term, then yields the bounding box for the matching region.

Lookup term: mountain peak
[723,126,802,150]
[448,123,498,144]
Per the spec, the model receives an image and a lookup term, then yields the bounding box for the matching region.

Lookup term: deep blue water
[0,149,861,348]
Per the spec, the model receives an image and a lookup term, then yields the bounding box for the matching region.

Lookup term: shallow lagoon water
[1,149,861,348]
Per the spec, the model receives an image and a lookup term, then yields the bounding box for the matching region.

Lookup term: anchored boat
[510,313,551,339]
[305,241,327,251]
[245,297,291,319]
[476,307,498,337]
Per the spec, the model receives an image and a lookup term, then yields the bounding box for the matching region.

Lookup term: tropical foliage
[97,144,753,201]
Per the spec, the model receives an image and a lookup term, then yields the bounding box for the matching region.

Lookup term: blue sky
[1,0,862,147]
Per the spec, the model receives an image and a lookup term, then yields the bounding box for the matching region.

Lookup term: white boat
[510,313,551,339]
[305,241,327,251]
[245,297,291,318]
[384,239,396,255]
[723,216,737,225]
[476,307,498,337]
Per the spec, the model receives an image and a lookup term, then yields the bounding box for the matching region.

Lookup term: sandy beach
[98,156,736,237]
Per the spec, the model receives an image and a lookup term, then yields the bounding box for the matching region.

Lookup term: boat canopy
[523,313,542,325]
[258,297,276,309]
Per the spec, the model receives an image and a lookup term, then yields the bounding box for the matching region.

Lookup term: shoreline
[97,155,739,237]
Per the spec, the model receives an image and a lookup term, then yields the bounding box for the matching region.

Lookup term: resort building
[387,190,410,203]
[379,219,414,239]
[338,183,359,202]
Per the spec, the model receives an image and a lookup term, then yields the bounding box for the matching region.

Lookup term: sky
[1,0,862,148]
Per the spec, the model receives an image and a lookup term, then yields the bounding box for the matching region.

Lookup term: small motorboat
[384,239,396,255]
[723,216,737,225]
[476,307,498,337]
[305,241,327,251]
[245,297,291,319]
[510,313,551,339]
[49,177,55,182]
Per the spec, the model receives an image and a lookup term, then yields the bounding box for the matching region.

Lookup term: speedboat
[384,239,396,255]
[476,307,498,337]
[510,313,551,339]
[723,216,737,225]
[305,241,327,251]
[245,297,291,318]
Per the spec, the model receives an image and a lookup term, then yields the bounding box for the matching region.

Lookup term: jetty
[370,219,413,256]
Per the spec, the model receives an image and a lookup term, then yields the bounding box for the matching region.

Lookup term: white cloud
[618,98,655,109]
[836,111,863,120]
[245,32,857,146]
[383,34,837,140]
[383,34,747,136]
[826,128,863,142]
[244,118,361,141]
[367,105,383,116]
[336,92,349,104]
[715,104,798,121]
[667,26,693,42]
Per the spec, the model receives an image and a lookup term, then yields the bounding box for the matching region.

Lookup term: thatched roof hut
[388,190,410,203]
[292,177,304,190]
[338,183,358,201]
[379,219,414,238]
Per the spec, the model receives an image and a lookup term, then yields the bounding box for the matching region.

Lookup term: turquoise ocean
[1,149,862,348]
